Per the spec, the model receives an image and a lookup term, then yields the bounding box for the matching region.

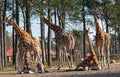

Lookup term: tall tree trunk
[3,0,7,68]
[40,0,46,64]
[54,2,59,60]
[115,27,117,54]
[12,0,15,67]
[13,0,19,69]
[61,0,65,29]
[117,15,120,54]
[82,0,86,58]
[40,17,46,64]
[47,0,52,67]
[25,0,32,35]
[104,7,109,33]
[0,0,3,70]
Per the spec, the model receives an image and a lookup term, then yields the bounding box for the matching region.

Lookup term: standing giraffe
[5,16,45,73]
[94,7,110,69]
[76,28,100,70]
[41,16,75,70]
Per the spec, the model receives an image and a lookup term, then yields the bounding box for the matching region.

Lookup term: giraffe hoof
[57,65,62,70]
[17,71,24,74]
[57,68,60,70]
[84,67,89,71]
[28,70,34,74]
[91,66,101,70]
[40,70,45,73]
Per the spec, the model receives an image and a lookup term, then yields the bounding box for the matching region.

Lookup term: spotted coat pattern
[5,16,45,73]
[94,7,110,69]
[41,16,75,70]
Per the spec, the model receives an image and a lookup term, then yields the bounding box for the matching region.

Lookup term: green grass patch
[0,66,17,72]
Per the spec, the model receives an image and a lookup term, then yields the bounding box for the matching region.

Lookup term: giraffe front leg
[70,49,74,68]
[36,51,45,73]
[17,51,24,74]
[97,46,101,65]
[58,50,63,70]
[106,45,111,69]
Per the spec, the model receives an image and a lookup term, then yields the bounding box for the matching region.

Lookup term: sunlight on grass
[0,66,17,72]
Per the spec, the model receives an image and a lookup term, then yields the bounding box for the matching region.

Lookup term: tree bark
[3,0,7,68]
[13,0,19,69]
[0,0,3,70]
[82,0,86,58]
[47,0,52,67]
[25,0,32,35]
[40,0,46,64]
[54,2,59,60]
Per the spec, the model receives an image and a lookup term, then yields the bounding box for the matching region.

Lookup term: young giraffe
[94,7,110,69]
[23,51,39,73]
[41,16,75,70]
[75,28,100,70]
[5,16,45,73]
[23,51,45,73]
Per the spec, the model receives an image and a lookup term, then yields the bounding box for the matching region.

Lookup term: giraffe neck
[94,12,103,34]
[12,20,27,39]
[86,34,96,56]
[43,18,63,33]
[86,33,99,66]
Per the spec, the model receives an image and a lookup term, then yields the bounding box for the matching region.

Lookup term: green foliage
[72,29,83,40]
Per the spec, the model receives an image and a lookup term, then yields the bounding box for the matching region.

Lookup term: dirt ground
[0,63,120,77]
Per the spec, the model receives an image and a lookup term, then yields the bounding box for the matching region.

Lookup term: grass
[0,60,71,72]
[115,60,120,63]
[0,66,17,72]
[44,60,72,68]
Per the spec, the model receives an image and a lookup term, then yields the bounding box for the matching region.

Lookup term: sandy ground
[0,63,120,77]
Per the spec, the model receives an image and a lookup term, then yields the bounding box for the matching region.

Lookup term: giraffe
[23,51,45,73]
[41,16,75,70]
[75,28,100,70]
[23,51,39,73]
[5,16,45,73]
[94,7,110,69]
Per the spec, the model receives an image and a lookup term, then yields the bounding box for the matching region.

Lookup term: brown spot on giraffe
[5,16,45,73]
[94,7,110,69]
[41,16,75,70]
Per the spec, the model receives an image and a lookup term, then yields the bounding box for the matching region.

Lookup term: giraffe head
[94,7,104,17]
[5,15,14,26]
[86,28,93,36]
[41,16,47,23]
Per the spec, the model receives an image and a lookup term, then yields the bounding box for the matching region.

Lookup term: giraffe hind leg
[36,51,45,73]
